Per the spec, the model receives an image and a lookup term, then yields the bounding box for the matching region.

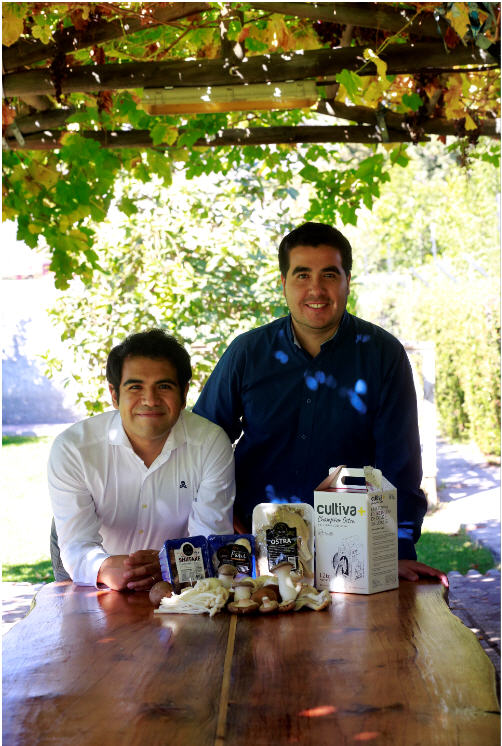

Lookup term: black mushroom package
[153,507,330,617]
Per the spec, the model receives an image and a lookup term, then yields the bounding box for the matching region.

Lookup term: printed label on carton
[314,467,398,594]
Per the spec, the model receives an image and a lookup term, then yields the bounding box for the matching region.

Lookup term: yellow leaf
[443,77,466,119]
[32,22,53,45]
[69,229,89,249]
[446,3,470,40]
[464,113,477,130]
[2,7,25,47]
[2,203,17,221]
[28,162,59,188]
[163,127,179,146]
[363,48,388,79]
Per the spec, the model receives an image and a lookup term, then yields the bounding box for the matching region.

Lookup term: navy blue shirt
[193,312,427,559]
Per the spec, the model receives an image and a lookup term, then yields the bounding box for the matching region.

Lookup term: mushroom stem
[272,562,300,603]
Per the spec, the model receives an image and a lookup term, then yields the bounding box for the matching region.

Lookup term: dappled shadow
[436,439,500,504]
[2,582,46,635]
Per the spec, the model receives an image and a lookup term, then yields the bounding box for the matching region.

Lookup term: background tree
[2,2,500,286]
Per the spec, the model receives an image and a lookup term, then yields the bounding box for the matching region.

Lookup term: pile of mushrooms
[226,562,330,615]
[152,562,330,616]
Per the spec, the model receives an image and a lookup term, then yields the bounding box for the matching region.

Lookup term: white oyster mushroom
[271,561,301,603]
[294,587,332,611]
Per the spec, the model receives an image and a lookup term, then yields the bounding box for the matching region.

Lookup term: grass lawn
[2,436,54,577]
[416,529,495,574]
[1,435,497,582]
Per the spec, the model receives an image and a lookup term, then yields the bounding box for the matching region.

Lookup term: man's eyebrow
[291,265,341,275]
[121,378,178,387]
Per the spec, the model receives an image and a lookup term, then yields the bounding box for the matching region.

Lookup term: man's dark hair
[106,329,192,403]
[278,222,353,278]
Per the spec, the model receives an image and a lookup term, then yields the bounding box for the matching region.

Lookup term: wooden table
[3,580,500,745]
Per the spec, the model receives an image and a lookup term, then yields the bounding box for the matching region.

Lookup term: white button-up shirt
[48,409,235,586]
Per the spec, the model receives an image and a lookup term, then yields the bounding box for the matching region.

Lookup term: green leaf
[118,196,139,216]
[335,69,363,101]
[401,93,423,112]
[299,164,319,181]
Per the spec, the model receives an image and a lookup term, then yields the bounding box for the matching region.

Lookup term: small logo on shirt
[179,480,187,489]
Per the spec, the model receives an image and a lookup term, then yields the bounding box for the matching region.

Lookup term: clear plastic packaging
[252,503,315,581]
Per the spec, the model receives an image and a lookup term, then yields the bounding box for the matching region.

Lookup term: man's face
[109,356,187,451]
[281,244,351,337]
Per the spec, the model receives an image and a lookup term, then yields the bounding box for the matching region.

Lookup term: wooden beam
[4,43,498,98]
[247,2,445,39]
[10,101,496,141]
[2,3,211,72]
[6,108,77,136]
[2,125,430,151]
[317,99,500,136]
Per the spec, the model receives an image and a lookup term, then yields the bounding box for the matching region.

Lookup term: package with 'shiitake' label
[159,536,211,593]
[252,503,315,581]
[314,466,398,595]
[208,534,256,578]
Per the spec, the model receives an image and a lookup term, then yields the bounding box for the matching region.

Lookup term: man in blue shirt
[194,222,447,584]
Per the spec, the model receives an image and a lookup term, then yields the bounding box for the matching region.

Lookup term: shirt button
[300,434,307,440]
[306,398,312,404]
[142,504,147,509]
[138,529,144,534]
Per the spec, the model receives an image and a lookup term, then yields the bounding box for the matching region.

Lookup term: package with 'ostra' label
[314,466,398,595]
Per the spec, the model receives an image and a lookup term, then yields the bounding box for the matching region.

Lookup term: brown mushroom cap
[218,564,238,576]
[271,560,295,574]
[258,597,279,614]
[278,599,296,612]
[227,599,259,615]
[149,581,173,607]
[251,586,279,604]
[233,577,255,588]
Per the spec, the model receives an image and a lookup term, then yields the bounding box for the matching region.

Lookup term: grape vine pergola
[3,2,500,147]
[2,2,500,284]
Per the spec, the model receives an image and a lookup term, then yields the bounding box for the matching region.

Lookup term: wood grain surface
[3,581,499,746]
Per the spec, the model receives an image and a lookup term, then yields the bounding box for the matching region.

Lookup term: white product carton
[314,466,398,594]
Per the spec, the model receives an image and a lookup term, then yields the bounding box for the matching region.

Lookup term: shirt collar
[107,409,188,453]
[287,310,348,351]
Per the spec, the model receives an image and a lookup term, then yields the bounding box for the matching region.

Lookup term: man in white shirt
[48,329,235,591]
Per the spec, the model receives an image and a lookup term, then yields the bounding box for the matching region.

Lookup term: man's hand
[97,555,130,591]
[398,559,449,587]
[123,549,161,591]
[97,550,161,591]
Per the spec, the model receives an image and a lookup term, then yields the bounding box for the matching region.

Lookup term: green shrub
[356,267,500,457]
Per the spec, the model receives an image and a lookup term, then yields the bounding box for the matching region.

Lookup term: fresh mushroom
[294,586,332,611]
[258,597,279,613]
[149,581,173,608]
[278,599,296,612]
[232,577,255,601]
[251,585,279,613]
[271,561,301,603]
[234,537,252,553]
[227,598,259,614]
[217,563,238,589]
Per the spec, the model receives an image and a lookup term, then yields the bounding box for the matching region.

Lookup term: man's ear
[109,383,119,409]
[281,274,286,296]
[182,383,189,408]
[346,272,351,296]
